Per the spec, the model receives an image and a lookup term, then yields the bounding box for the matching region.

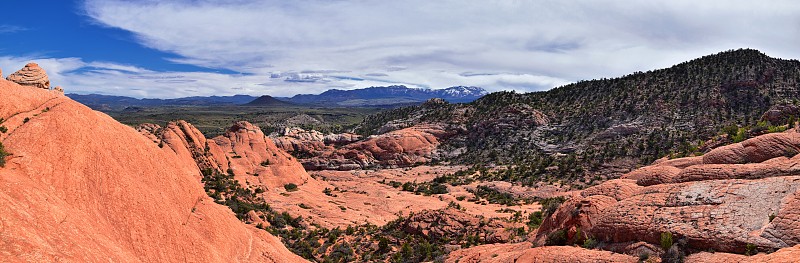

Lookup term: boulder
[6,62,50,89]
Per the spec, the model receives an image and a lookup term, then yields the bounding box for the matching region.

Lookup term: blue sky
[1,0,799,98]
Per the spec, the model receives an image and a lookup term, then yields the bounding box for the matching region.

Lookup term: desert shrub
[527,211,544,229]
[662,244,685,263]
[0,142,8,167]
[284,183,298,192]
[0,126,7,133]
[545,229,567,246]
[261,160,270,166]
[540,196,567,217]
[582,237,598,249]
[661,231,673,250]
[23,117,30,123]
[746,243,757,256]
[638,252,650,262]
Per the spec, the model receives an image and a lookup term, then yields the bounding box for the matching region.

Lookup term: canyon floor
[264,165,547,228]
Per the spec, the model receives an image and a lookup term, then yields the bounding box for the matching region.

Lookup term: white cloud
[9,0,800,98]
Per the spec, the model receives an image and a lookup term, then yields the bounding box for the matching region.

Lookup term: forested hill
[357,49,800,187]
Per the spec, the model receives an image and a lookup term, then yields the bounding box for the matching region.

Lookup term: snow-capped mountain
[283,85,487,107]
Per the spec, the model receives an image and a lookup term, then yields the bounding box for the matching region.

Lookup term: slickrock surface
[260,166,541,228]
[6,62,50,89]
[0,78,304,262]
[447,243,636,263]
[687,245,800,262]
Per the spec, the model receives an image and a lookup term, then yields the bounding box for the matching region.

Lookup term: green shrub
[582,238,598,249]
[0,142,8,167]
[745,243,757,256]
[540,196,567,217]
[661,232,673,250]
[638,252,650,262]
[545,229,567,246]
[284,183,298,192]
[527,211,544,229]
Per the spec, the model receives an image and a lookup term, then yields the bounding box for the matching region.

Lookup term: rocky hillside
[449,128,800,262]
[0,65,303,262]
[358,49,800,187]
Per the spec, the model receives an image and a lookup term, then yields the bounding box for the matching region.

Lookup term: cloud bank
[3,0,800,98]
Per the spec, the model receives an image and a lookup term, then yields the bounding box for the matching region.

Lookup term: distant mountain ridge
[67,94,258,110]
[283,85,488,106]
[68,86,488,110]
[244,95,295,107]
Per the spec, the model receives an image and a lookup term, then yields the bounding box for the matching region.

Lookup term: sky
[1,0,799,98]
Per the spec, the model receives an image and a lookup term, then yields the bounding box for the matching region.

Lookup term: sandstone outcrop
[762,104,799,124]
[527,129,800,259]
[303,123,455,170]
[0,78,304,262]
[447,243,636,263]
[141,120,310,190]
[271,127,328,155]
[6,62,50,89]
[323,132,361,145]
[400,208,517,245]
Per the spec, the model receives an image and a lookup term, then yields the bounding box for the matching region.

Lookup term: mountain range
[67,85,488,110]
[281,85,488,106]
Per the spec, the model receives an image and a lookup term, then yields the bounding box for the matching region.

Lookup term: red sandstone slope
[0,78,304,262]
[138,120,310,190]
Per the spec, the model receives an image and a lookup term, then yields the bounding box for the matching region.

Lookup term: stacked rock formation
[6,62,50,89]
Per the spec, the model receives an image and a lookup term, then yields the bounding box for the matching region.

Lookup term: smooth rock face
[0,79,304,262]
[447,243,636,263]
[6,62,50,89]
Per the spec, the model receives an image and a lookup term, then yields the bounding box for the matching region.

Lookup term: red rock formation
[447,243,636,263]
[6,62,50,89]
[305,123,454,170]
[528,129,800,258]
[143,120,310,190]
[687,244,800,262]
[400,208,518,244]
[0,78,304,262]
